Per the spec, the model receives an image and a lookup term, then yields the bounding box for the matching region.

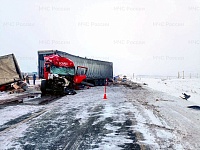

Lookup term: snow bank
[134,78,200,105]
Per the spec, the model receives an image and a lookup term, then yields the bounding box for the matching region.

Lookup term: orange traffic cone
[103,93,107,99]
[103,78,108,100]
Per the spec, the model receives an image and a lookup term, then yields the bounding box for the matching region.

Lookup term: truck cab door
[73,66,88,84]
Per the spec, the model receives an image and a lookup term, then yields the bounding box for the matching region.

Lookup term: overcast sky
[0,0,200,77]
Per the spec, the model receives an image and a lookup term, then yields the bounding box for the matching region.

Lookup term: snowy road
[0,83,200,149]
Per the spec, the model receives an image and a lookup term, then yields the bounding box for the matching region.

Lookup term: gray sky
[0,0,200,76]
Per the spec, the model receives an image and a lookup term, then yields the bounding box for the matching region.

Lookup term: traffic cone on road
[103,93,107,99]
[103,78,108,100]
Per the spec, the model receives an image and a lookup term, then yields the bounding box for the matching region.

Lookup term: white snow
[133,109,160,148]
[0,105,43,126]
[89,88,167,149]
[0,123,29,149]
[133,78,200,105]
[1,84,197,149]
[0,92,19,100]
[143,109,163,126]
[0,79,41,101]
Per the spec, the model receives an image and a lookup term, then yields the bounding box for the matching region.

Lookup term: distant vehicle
[122,75,127,82]
[0,54,22,91]
[38,50,113,95]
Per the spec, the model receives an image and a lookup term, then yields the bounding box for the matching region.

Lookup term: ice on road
[0,83,200,149]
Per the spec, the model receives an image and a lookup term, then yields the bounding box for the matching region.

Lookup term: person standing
[33,74,36,85]
[22,75,25,81]
[25,74,30,85]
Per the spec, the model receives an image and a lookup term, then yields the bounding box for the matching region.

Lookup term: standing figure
[22,75,25,81]
[33,74,36,85]
[25,74,30,85]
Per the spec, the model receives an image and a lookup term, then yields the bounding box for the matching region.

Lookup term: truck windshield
[51,66,75,76]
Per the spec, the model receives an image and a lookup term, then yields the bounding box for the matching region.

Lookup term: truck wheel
[41,80,47,95]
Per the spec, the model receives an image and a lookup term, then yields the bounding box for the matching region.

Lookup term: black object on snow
[181,93,191,100]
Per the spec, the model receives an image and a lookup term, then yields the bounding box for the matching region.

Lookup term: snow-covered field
[133,77,200,105]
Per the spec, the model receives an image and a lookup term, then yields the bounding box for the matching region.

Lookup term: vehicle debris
[0,54,28,95]
[180,93,191,100]
[0,54,23,91]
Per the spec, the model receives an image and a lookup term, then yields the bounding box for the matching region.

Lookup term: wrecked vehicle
[38,50,113,95]
[0,54,23,91]
[39,54,89,95]
[38,50,113,87]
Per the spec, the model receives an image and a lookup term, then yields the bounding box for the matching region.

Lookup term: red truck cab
[41,54,88,94]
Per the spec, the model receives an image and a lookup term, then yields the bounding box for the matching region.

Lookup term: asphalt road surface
[0,83,200,149]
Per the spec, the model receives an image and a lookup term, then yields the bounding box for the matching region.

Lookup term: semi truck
[0,54,22,91]
[38,50,113,94]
